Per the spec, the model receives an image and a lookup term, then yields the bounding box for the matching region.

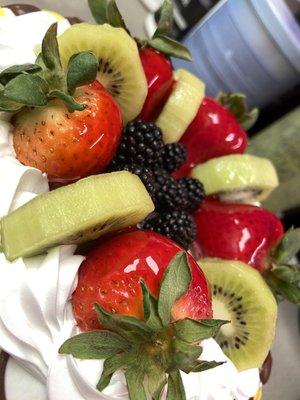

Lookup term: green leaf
[125,368,147,400]
[148,35,192,61]
[274,228,300,265]
[141,281,163,330]
[0,92,22,112]
[67,51,98,94]
[58,330,130,359]
[94,303,153,343]
[41,23,62,71]
[216,92,259,131]
[273,265,300,285]
[147,368,167,400]
[168,338,202,372]
[4,74,48,107]
[265,271,300,304]
[106,0,129,31]
[97,352,132,391]
[154,0,173,37]
[0,64,42,85]
[173,318,228,343]
[180,359,225,374]
[48,90,85,112]
[166,371,186,400]
[88,0,109,24]
[158,252,191,327]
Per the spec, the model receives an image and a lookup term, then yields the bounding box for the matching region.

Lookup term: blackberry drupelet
[153,168,188,210]
[162,143,187,173]
[111,120,165,169]
[178,177,205,212]
[113,164,156,200]
[141,210,196,249]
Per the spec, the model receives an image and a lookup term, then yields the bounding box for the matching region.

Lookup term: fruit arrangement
[0,1,299,400]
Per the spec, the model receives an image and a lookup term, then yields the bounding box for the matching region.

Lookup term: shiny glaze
[139,48,174,121]
[73,230,212,331]
[175,97,248,178]
[194,198,284,272]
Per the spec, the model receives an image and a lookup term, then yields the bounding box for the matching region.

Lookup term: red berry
[174,97,248,178]
[139,48,174,121]
[194,198,284,272]
[72,230,212,331]
[13,80,122,183]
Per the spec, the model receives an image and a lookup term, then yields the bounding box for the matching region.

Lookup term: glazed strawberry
[174,97,248,178]
[139,48,174,121]
[194,198,284,272]
[13,80,122,183]
[72,230,212,331]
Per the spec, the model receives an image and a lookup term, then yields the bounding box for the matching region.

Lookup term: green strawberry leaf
[147,367,167,399]
[273,264,300,285]
[67,51,98,94]
[4,74,48,107]
[274,228,300,265]
[48,90,85,112]
[173,318,228,343]
[125,368,147,400]
[94,303,153,343]
[97,352,133,391]
[0,92,23,112]
[88,0,109,24]
[265,270,300,304]
[41,23,62,71]
[166,370,186,400]
[0,64,42,85]
[158,252,191,327]
[180,360,225,374]
[168,338,202,372]
[106,0,128,31]
[216,92,259,131]
[154,0,173,37]
[141,280,163,330]
[148,35,192,61]
[58,330,130,359]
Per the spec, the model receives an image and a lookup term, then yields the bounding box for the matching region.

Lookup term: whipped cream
[0,118,260,399]
[0,9,70,70]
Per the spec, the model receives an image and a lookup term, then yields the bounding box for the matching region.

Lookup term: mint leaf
[49,90,85,112]
[106,0,128,31]
[0,64,41,85]
[67,51,98,94]
[141,281,163,330]
[41,23,62,71]
[274,228,300,265]
[125,368,147,400]
[88,0,109,24]
[148,35,192,61]
[154,0,173,37]
[166,370,186,400]
[173,318,228,343]
[94,303,153,343]
[58,330,129,359]
[181,360,224,374]
[4,74,48,107]
[158,252,191,327]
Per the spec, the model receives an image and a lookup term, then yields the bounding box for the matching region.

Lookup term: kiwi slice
[156,69,205,144]
[58,23,147,123]
[191,154,279,202]
[0,171,154,261]
[199,258,277,371]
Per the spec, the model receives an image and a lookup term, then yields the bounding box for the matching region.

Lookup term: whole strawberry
[174,96,248,177]
[72,230,212,332]
[194,198,300,303]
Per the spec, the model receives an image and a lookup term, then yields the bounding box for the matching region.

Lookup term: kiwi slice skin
[58,23,147,124]
[0,171,154,261]
[191,154,279,202]
[199,258,277,371]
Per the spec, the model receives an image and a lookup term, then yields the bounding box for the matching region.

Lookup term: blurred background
[1,0,300,399]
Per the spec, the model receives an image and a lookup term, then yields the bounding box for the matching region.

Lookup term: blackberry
[141,210,196,249]
[178,178,205,212]
[111,120,164,168]
[162,143,187,173]
[113,164,156,200]
[153,168,188,210]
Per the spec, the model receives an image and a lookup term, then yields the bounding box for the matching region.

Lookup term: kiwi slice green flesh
[199,258,277,371]
[0,171,154,261]
[191,154,279,202]
[58,23,147,124]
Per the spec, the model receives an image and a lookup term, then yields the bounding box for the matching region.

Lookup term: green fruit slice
[156,69,205,144]
[58,23,147,123]
[192,154,279,202]
[199,258,277,371]
[0,171,154,261]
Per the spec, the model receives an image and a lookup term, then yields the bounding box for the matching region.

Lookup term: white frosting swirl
[0,120,260,399]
